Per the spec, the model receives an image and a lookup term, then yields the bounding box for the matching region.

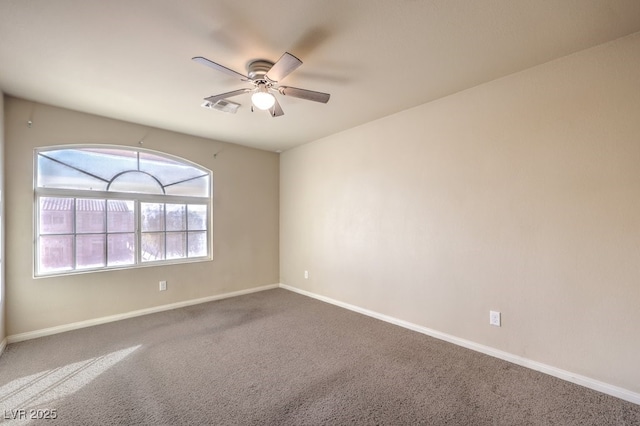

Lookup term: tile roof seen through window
[41,198,131,212]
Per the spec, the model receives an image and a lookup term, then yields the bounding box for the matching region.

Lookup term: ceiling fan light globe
[251,91,276,110]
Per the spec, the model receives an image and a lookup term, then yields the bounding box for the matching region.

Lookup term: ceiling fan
[192,52,330,117]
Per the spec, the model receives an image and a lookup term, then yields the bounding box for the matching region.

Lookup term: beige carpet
[0,288,638,425]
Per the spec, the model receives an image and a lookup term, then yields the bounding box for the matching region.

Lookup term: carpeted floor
[0,288,638,425]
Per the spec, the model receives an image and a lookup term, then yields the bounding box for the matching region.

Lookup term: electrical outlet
[489,310,501,327]
[304,270,309,279]
[159,280,167,291]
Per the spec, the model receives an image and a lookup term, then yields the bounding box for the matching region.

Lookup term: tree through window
[35,146,211,276]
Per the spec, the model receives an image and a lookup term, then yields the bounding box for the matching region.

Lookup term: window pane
[76,234,106,269]
[141,232,165,262]
[40,197,74,234]
[188,231,207,257]
[141,203,165,232]
[76,199,106,233]
[37,155,108,191]
[39,235,73,272]
[187,205,207,230]
[109,171,164,194]
[139,152,208,191]
[108,233,135,266]
[165,175,210,197]
[166,232,186,259]
[166,204,186,231]
[107,200,135,232]
[41,149,137,183]
[38,148,210,197]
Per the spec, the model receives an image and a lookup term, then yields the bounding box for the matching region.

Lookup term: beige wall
[0,93,5,343]
[280,32,640,393]
[5,97,279,335]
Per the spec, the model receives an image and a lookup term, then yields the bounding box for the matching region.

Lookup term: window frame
[33,145,213,278]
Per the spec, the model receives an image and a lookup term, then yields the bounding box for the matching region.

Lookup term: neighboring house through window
[35,146,212,276]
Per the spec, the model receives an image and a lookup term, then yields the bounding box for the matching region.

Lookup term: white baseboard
[7,283,279,344]
[279,283,640,406]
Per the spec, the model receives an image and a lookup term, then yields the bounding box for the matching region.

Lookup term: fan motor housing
[247,59,274,81]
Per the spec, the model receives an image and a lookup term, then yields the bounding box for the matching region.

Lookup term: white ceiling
[1,1,640,152]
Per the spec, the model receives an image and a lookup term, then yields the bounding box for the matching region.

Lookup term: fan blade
[192,56,249,80]
[204,88,251,104]
[278,86,330,103]
[265,52,302,83]
[268,97,285,117]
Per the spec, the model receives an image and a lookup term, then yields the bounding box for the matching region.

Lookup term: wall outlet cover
[490,310,501,327]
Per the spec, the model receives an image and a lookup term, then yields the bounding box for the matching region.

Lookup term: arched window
[34,146,212,276]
